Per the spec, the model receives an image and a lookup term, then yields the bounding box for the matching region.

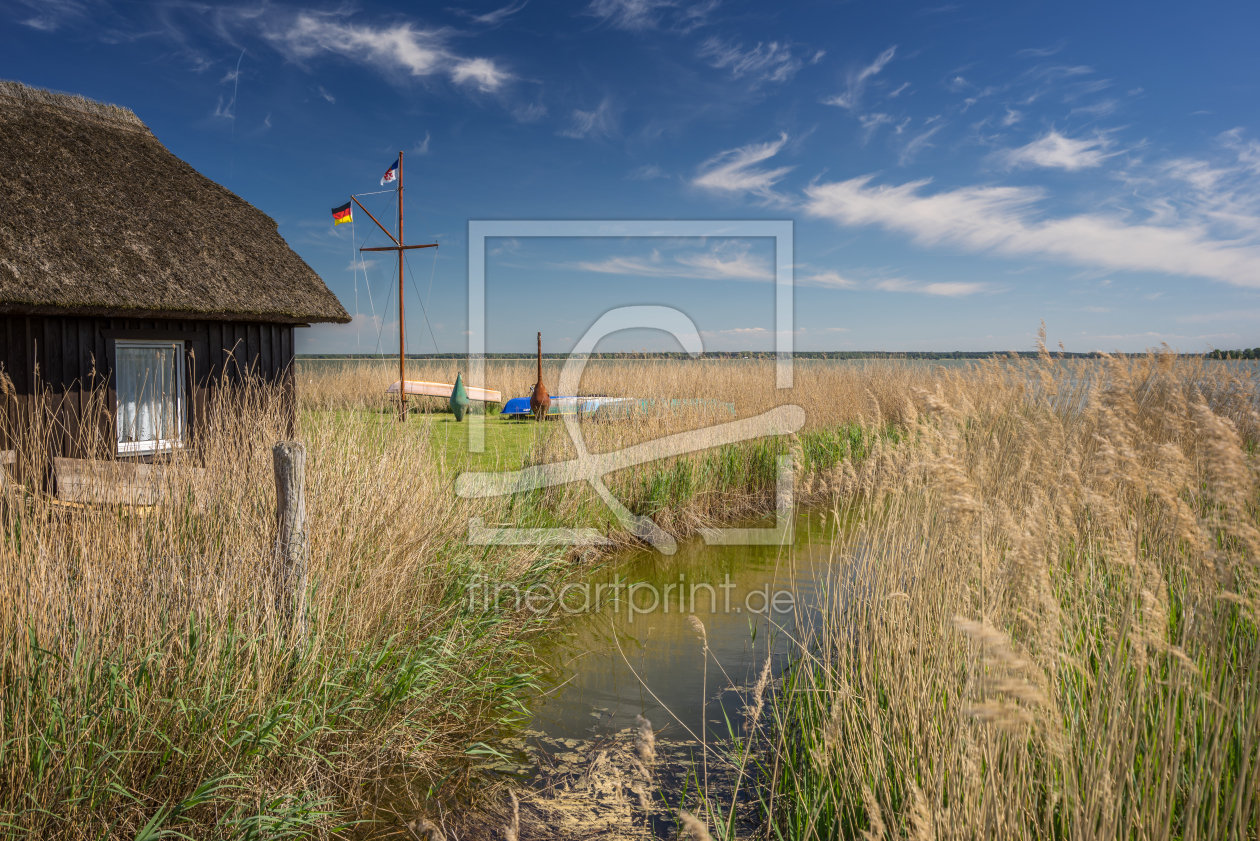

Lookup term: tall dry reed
[755,349,1260,840]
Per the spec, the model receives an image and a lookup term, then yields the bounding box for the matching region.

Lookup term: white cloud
[824,46,896,111]
[414,131,431,154]
[692,133,793,202]
[999,130,1116,170]
[803,175,1260,288]
[698,37,801,85]
[451,57,512,91]
[559,98,617,139]
[317,85,335,103]
[1002,108,1022,126]
[262,12,511,92]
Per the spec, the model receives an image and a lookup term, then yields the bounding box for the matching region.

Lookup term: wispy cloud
[262,11,512,92]
[15,0,87,31]
[414,131,431,154]
[627,163,668,180]
[998,130,1117,170]
[875,279,989,296]
[698,37,801,85]
[859,112,894,143]
[797,270,860,289]
[803,175,1260,288]
[559,98,617,139]
[584,0,676,31]
[513,102,547,122]
[1016,40,1066,58]
[461,0,528,26]
[824,45,896,111]
[692,133,793,202]
[1071,99,1117,118]
[570,242,773,282]
[898,123,944,165]
[317,85,335,103]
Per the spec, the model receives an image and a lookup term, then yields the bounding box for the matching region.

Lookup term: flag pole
[351,154,436,422]
[397,150,405,422]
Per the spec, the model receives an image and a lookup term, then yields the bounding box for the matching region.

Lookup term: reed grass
[0,356,933,837]
[748,349,1260,840]
[8,350,1250,838]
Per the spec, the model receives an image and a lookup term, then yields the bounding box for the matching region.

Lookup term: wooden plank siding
[0,315,296,471]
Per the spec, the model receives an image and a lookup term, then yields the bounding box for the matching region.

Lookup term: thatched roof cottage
[0,81,348,471]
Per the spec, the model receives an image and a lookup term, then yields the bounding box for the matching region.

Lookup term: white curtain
[116,343,181,447]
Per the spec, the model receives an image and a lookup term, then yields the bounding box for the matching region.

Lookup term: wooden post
[272,441,308,644]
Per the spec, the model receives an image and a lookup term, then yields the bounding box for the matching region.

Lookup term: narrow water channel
[530,510,839,742]
[498,510,846,838]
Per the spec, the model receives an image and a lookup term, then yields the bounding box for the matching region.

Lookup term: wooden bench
[53,457,206,506]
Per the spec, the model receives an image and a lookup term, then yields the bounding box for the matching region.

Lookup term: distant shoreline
[296,350,1230,360]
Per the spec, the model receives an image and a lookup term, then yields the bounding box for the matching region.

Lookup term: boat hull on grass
[387,380,502,403]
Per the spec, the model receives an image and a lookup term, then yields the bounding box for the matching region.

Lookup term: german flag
[331,201,353,226]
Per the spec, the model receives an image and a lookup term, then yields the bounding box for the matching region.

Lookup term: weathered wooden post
[272,441,309,645]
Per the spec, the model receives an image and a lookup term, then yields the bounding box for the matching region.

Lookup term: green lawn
[305,407,551,473]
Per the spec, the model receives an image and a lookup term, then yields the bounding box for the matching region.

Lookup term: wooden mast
[530,331,551,421]
[397,150,405,421]
[355,151,438,423]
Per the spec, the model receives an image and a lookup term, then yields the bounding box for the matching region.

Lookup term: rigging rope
[403,248,442,356]
[350,214,359,352]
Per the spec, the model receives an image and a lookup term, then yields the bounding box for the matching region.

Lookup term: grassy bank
[742,351,1260,840]
[2,358,938,837]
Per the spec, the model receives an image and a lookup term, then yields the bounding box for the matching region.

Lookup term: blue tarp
[500,396,735,418]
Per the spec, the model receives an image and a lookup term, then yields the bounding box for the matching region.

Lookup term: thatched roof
[0,81,349,324]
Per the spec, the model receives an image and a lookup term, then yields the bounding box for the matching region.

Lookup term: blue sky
[4,0,1259,354]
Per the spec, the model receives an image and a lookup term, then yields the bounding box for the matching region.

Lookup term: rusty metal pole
[398,150,406,422]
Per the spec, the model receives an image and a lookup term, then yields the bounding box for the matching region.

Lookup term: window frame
[114,338,188,456]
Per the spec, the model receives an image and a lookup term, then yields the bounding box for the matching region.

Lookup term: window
[115,339,185,454]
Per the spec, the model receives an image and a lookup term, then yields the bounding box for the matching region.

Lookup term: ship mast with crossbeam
[351,151,439,421]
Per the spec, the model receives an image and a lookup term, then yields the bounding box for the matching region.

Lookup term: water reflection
[528,511,843,744]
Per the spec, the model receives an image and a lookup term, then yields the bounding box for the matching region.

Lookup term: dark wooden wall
[0,314,295,468]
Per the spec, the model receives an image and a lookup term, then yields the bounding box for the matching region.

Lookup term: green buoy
[449,372,470,421]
